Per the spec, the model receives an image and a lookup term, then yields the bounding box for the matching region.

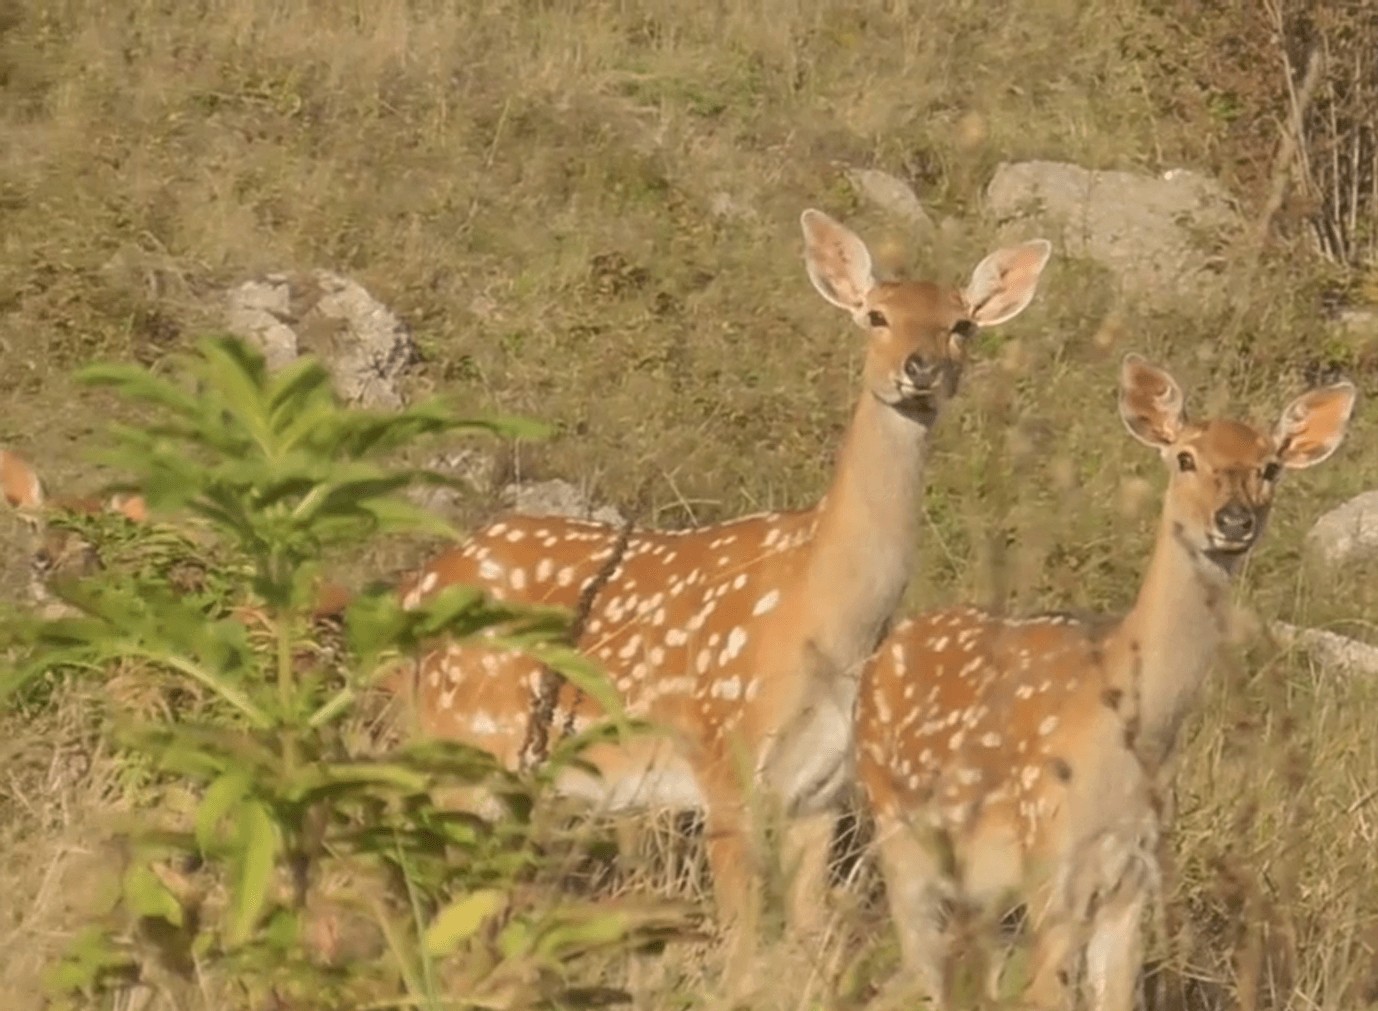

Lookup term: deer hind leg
[872,811,953,1008]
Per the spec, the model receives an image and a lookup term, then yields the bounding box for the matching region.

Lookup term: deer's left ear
[1276,381,1357,469]
[0,449,44,510]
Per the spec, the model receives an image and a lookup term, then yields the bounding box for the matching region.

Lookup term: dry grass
[4,0,1378,1007]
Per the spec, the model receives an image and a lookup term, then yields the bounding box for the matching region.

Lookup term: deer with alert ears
[394,211,1051,954]
[1,447,351,635]
[855,354,1357,1009]
[1,448,148,616]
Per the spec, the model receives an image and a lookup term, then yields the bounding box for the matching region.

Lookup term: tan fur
[395,211,1051,954]
[855,356,1356,1010]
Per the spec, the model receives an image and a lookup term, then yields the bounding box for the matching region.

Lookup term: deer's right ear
[0,449,44,511]
[1118,354,1187,449]
[801,209,875,316]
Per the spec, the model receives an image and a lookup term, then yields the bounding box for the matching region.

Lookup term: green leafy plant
[4,335,683,1009]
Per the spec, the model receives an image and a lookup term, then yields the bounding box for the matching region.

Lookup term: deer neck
[797,391,931,673]
[1108,509,1236,773]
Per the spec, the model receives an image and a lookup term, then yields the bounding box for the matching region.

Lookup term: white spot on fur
[712,676,742,700]
[470,711,498,735]
[753,589,780,616]
[720,626,748,664]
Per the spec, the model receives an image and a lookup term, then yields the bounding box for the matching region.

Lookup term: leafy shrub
[1,336,684,1010]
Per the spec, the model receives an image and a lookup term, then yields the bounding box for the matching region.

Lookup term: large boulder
[503,478,625,527]
[225,270,416,409]
[845,167,936,234]
[985,161,1244,309]
[1305,490,1378,569]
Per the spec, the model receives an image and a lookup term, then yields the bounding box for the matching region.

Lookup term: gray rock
[1272,621,1378,678]
[225,270,416,408]
[709,191,756,222]
[408,448,498,516]
[1337,308,1378,335]
[1305,490,1378,569]
[503,478,624,527]
[845,168,935,232]
[985,161,1243,309]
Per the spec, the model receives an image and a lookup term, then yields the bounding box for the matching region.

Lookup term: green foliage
[9,335,681,1009]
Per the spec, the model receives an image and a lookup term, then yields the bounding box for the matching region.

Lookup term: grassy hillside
[3,0,1378,1007]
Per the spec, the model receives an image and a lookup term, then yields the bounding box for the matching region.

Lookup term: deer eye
[1177,451,1196,473]
[1262,461,1281,482]
[867,309,888,328]
[951,320,977,339]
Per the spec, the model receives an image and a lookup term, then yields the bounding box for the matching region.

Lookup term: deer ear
[963,239,1051,327]
[801,209,876,316]
[0,449,45,511]
[1276,381,1357,469]
[1118,354,1187,449]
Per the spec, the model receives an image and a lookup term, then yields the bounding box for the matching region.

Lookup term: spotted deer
[2,448,149,615]
[1,448,349,636]
[855,355,1356,1009]
[394,211,1052,946]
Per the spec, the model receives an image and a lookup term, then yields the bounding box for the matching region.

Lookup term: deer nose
[1214,503,1256,542]
[903,354,940,389]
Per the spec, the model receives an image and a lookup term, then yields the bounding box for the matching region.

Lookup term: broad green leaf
[196,769,252,854]
[42,926,134,995]
[496,916,533,959]
[227,800,279,947]
[263,906,300,952]
[423,888,507,956]
[122,862,184,927]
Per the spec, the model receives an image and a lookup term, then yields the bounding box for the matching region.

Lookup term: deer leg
[783,809,835,940]
[1082,885,1146,1011]
[873,811,951,1008]
[700,774,762,987]
[1021,916,1079,1011]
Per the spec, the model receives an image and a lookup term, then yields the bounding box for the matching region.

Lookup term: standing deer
[394,211,1051,953]
[855,354,1356,1009]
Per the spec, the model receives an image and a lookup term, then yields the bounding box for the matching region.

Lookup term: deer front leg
[1021,916,1079,1010]
[783,809,835,940]
[700,771,762,987]
[1083,882,1148,1011]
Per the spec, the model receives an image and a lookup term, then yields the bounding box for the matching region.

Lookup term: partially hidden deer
[2,448,149,615]
[0,448,349,633]
[855,355,1356,1009]
[393,210,1052,950]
